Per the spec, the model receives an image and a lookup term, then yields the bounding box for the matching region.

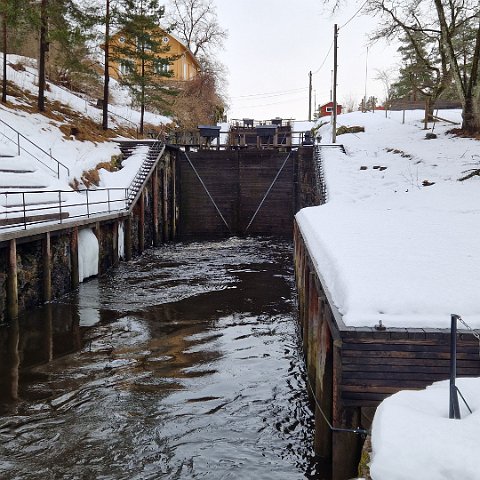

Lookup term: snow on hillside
[296,109,480,330]
[0,54,169,185]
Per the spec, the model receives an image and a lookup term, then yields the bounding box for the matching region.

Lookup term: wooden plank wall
[295,220,480,410]
[341,329,480,407]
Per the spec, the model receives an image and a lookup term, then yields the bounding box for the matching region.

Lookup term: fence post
[108,189,111,213]
[449,314,461,419]
[86,190,90,217]
[58,191,63,223]
[22,192,26,229]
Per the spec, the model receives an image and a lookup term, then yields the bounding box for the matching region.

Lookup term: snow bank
[78,228,99,282]
[370,378,480,479]
[296,109,480,328]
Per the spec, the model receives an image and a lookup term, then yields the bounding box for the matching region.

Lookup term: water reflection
[0,238,324,479]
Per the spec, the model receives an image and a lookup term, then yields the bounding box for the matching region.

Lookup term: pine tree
[391,32,435,101]
[112,0,176,134]
[21,0,93,111]
[0,0,27,103]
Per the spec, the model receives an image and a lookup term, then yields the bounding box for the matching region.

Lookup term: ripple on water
[0,238,324,479]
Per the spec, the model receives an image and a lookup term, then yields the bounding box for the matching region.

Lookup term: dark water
[0,237,321,479]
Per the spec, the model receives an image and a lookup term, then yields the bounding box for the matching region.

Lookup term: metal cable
[183,151,232,233]
[245,151,293,233]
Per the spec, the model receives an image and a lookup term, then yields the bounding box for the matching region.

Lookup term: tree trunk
[38,0,47,112]
[462,97,480,133]
[102,0,110,130]
[2,10,7,104]
[139,56,145,135]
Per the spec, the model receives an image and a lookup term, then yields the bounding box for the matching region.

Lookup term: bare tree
[341,94,357,113]
[165,0,227,58]
[365,0,480,132]
[374,68,396,112]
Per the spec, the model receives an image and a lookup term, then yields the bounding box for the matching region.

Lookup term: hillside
[0,54,170,192]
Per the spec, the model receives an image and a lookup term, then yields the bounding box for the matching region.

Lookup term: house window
[326,106,333,112]
[120,61,132,75]
[154,60,169,75]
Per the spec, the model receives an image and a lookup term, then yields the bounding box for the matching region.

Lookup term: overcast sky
[213,0,400,121]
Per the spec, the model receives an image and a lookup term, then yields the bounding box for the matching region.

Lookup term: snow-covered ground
[294,110,480,479]
[0,55,170,226]
[296,109,480,330]
[370,377,480,479]
[0,54,169,185]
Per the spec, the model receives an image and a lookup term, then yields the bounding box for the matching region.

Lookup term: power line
[231,87,308,100]
[338,0,369,30]
[237,95,308,109]
[312,41,334,75]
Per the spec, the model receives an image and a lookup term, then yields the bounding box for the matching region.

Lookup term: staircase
[116,140,165,208]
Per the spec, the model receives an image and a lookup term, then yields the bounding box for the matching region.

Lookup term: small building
[319,102,342,117]
[109,29,201,83]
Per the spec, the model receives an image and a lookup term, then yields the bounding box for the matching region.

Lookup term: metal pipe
[449,314,461,419]
[86,190,90,217]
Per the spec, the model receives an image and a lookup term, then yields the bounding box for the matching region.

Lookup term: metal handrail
[0,116,70,178]
[126,142,165,209]
[0,142,167,233]
[0,187,128,231]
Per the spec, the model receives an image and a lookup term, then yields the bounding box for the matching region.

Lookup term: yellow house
[109,29,201,82]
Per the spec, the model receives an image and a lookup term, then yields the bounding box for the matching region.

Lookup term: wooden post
[43,232,52,302]
[331,339,362,480]
[112,220,119,266]
[163,167,169,241]
[7,239,18,319]
[172,154,178,239]
[139,191,145,253]
[125,215,133,261]
[70,227,79,289]
[7,316,19,400]
[95,222,102,273]
[314,298,334,459]
[152,167,160,246]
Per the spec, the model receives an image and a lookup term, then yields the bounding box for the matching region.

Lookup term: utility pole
[363,46,368,112]
[308,70,312,121]
[332,24,338,143]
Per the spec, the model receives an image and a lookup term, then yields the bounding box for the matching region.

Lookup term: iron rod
[449,314,461,419]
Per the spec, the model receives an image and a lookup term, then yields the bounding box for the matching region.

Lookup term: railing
[125,143,165,208]
[0,142,167,233]
[0,188,128,231]
[166,130,314,148]
[0,117,70,178]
